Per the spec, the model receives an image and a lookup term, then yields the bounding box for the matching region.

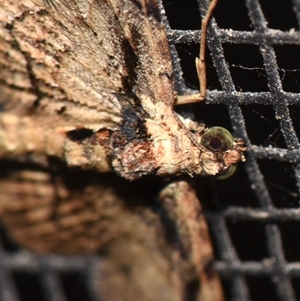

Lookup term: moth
[0,0,245,300]
[0,0,246,180]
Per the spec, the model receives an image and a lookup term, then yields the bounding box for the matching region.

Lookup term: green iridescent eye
[216,165,237,180]
[201,126,234,152]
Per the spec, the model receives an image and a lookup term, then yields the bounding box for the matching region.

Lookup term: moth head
[201,126,233,153]
[200,127,246,179]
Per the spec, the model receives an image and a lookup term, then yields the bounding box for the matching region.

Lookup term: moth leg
[175,0,219,105]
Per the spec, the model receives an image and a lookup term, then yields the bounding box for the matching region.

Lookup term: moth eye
[201,126,234,152]
[216,165,237,180]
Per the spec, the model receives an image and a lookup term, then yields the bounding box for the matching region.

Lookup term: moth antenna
[175,0,219,105]
[173,113,207,153]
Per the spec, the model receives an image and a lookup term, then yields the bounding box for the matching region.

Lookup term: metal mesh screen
[161,0,300,300]
[1,0,300,301]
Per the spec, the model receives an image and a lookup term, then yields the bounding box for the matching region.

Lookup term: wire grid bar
[160,0,300,300]
[0,246,100,301]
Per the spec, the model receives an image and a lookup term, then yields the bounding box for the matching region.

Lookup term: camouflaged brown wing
[1,0,176,175]
[1,0,188,177]
[1,0,245,180]
[1,0,174,122]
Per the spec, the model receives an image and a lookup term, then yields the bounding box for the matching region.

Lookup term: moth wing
[1,0,175,128]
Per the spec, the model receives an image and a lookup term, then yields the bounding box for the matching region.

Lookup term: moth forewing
[0,0,245,180]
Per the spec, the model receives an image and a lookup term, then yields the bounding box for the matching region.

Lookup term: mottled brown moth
[0,0,246,300]
[1,0,246,180]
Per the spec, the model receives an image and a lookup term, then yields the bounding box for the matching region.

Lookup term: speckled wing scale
[0,0,245,180]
